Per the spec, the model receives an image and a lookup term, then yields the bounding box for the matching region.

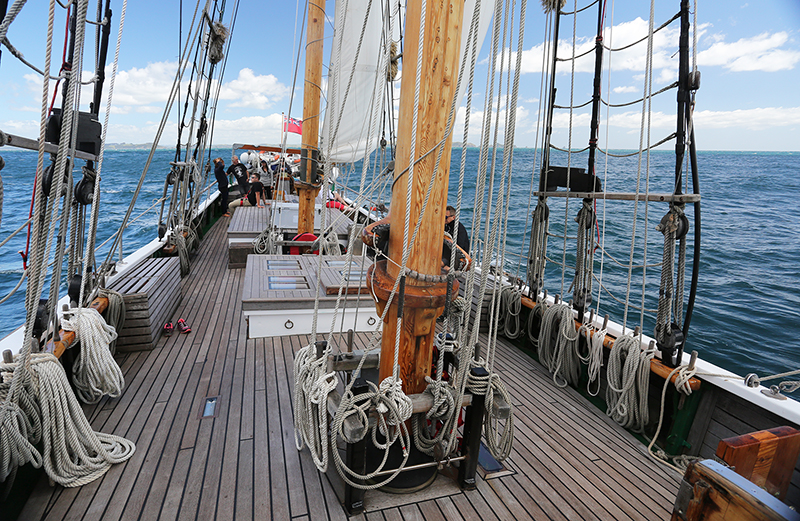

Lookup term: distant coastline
[103,142,482,151]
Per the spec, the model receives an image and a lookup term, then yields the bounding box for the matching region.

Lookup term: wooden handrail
[520,295,701,391]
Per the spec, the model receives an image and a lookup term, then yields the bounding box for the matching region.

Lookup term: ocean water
[0,146,798,385]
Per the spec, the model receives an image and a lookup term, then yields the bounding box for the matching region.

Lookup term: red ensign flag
[284,116,303,134]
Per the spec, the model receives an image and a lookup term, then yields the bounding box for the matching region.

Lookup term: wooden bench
[107,256,182,352]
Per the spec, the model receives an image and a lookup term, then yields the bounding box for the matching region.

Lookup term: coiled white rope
[293,343,336,472]
[605,334,654,432]
[579,325,605,396]
[30,353,135,487]
[538,302,580,387]
[61,307,125,404]
[0,357,42,487]
[499,286,523,339]
[99,287,126,355]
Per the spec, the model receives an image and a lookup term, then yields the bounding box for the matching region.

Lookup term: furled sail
[321,0,493,164]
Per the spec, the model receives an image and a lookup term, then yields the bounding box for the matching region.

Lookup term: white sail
[321,0,386,164]
[322,0,493,164]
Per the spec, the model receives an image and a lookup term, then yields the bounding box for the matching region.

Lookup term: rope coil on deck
[61,307,125,404]
[30,353,135,487]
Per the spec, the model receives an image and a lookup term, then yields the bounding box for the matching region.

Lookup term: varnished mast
[297,0,324,234]
[369,0,466,395]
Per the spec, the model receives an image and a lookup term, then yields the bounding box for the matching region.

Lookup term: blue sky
[1,0,799,151]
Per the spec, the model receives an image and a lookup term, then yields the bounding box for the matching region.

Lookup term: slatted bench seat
[107,256,182,352]
[227,204,359,268]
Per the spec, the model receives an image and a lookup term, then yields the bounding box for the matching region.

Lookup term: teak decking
[19,218,681,520]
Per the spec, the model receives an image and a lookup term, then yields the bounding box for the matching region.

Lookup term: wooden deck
[19,217,681,520]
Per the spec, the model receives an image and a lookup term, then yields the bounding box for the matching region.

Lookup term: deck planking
[19,216,682,520]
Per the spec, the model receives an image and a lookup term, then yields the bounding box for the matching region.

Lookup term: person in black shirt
[227,155,249,196]
[213,157,229,216]
[444,205,469,253]
[228,173,266,213]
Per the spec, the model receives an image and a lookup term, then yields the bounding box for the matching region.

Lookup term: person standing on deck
[259,159,274,200]
[445,205,469,253]
[213,157,230,217]
[227,155,249,196]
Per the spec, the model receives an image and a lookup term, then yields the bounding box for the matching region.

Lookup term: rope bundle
[0,357,43,487]
[61,307,125,404]
[293,343,336,472]
[538,302,581,387]
[99,287,126,355]
[578,325,606,396]
[499,286,523,339]
[30,354,135,487]
[605,335,654,432]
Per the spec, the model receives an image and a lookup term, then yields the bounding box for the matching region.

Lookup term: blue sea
[0,146,798,385]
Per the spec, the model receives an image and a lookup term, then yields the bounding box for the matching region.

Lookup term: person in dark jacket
[444,205,469,253]
[213,157,230,216]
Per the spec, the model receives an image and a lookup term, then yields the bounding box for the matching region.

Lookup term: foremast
[368,0,466,395]
[297,0,324,235]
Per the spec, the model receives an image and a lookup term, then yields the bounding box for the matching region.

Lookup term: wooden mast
[368,0,466,395]
[297,0,325,235]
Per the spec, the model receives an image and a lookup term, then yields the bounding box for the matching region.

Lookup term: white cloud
[218,68,290,109]
[693,106,800,129]
[613,86,637,94]
[506,17,686,94]
[136,106,162,114]
[698,32,800,72]
[112,61,179,107]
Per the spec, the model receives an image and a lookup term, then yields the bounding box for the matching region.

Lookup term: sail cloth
[321,0,493,164]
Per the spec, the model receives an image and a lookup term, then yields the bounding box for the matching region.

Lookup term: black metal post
[0,0,8,68]
[674,0,691,195]
[344,377,369,516]
[587,0,605,176]
[540,6,563,195]
[459,367,488,490]
[90,0,113,117]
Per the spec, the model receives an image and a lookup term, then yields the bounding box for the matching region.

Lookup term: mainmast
[369,0,466,395]
[297,0,325,235]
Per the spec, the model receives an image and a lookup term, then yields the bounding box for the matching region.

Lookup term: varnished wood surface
[20,217,681,520]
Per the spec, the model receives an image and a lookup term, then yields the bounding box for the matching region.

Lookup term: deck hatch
[339,269,368,282]
[267,259,302,269]
[325,260,361,268]
[201,396,219,418]
[268,276,310,289]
